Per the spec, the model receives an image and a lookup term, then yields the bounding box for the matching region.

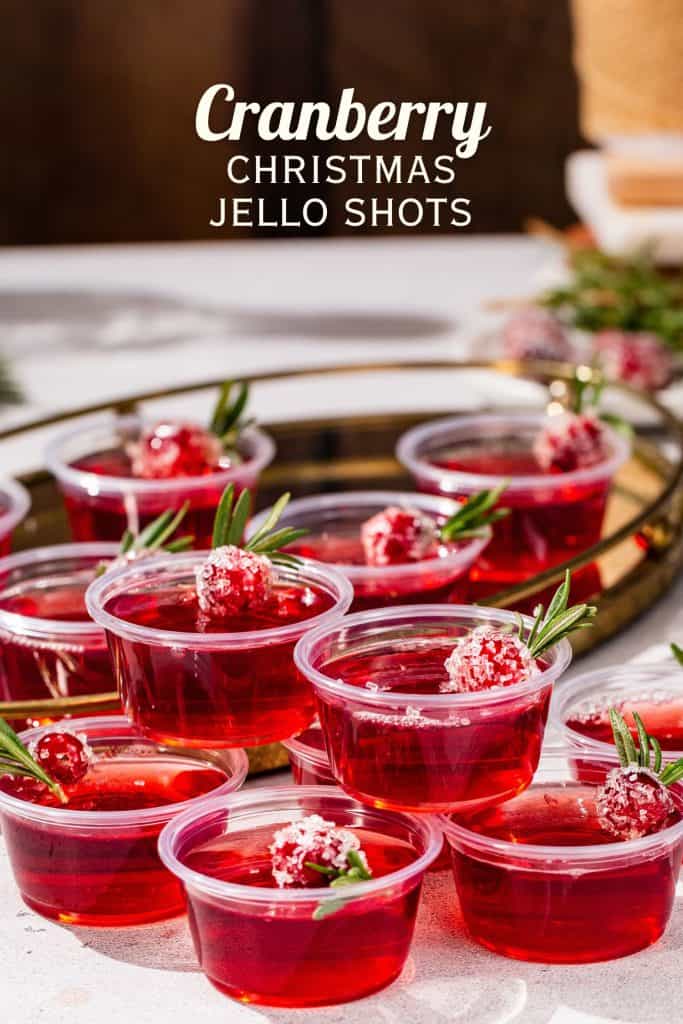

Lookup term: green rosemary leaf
[439,482,510,542]
[165,536,194,553]
[0,718,66,801]
[119,530,135,555]
[312,897,348,921]
[269,552,303,568]
[134,509,175,551]
[632,712,650,769]
[246,493,293,550]
[226,490,252,546]
[209,380,233,436]
[146,503,191,552]
[528,604,596,658]
[304,861,337,876]
[609,708,638,766]
[660,760,683,787]
[543,570,571,626]
[212,484,235,549]
[600,413,634,440]
[346,849,372,878]
[671,643,683,668]
[250,527,307,554]
[525,603,544,652]
[650,736,663,775]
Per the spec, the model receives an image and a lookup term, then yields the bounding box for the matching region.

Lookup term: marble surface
[1,236,683,1024]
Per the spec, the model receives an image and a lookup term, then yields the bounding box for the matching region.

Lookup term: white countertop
[1,236,682,1024]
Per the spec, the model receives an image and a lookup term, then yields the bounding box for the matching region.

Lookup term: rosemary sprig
[96,503,194,576]
[211,484,307,566]
[439,483,510,542]
[0,719,66,803]
[517,570,597,658]
[307,850,374,920]
[671,643,683,667]
[608,708,683,786]
[209,380,252,449]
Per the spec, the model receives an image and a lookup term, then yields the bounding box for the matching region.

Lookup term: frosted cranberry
[443,626,535,693]
[596,766,677,841]
[33,731,90,785]
[127,421,224,479]
[195,545,275,618]
[361,506,438,567]
[593,330,673,392]
[533,412,609,472]
[502,308,573,363]
[269,814,368,889]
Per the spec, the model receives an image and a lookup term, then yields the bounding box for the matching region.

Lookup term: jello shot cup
[86,552,353,748]
[295,604,571,813]
[283,722,336,785]
[0,543,119,721]
[0,479,30,556]
[46,413,275,547]
[158,785,441,1007]
[442,750,683,963]
[248,490,489,611]
[0,715,247,925]
[397,413,630,588]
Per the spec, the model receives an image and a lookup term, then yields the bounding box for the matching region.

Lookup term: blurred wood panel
[1,0,583,244]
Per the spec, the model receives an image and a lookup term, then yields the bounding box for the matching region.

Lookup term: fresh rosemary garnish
[439,482,510,542]
[565,368,633,439]
[671,642,683,667]
[209,380,252,450]
[211,484,307,566]
[306,850,374,920]
[517,570,597,658]
[96,503,194,576]
[0,719,67,804]
[609,707,683,786]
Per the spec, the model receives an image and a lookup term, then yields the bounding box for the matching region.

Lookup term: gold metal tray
[1,360,682,772]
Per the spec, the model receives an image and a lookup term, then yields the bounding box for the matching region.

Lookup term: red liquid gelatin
[86,552,352,747]
[158,786,441,1006]
[442,752,683,963]
[283,723,335,785]
[248,491,488,611]
[397,414,629,589]
[0,480,30,556]
[0,716,247,925]
[45,414,275,546]
[295,605,571,813]
[0,544,120,725]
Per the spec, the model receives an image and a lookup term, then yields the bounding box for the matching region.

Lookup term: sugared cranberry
[269,814,368,889]
[596,765,676,841]
[32,731,91,785]
[195,545,275,618]
[443,626,535,693]
[593,330,674,392]
[127,421,224,479]
[361,506,438,567]
[502,308,573,363]
[533,412,609,472]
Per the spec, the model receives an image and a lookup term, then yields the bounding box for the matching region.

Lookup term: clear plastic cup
[45,413,275,546]
[0,543,119,721]
[157,784,441,1007]
[247,490,489,611]
[0,715,248,925]
[552,663,683,763]
[0,479,30,556]
[295,604,571,813]
[396,413,630,589]
[441,749,683,963]
[283,722,336,785]
[86,553,353,748]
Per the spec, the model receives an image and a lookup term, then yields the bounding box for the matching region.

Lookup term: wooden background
[2,0,584,244]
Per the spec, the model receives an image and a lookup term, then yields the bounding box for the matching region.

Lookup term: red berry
[195,545,275,618]
[32,731,91,785]
[502,308,573,363]
[533,412,609,472]
[269,814,368,889]
[596,765,676,841]
[361,506,438,567]
[593,330,673,392]
[128,421,224,479]
[443,626,535,693]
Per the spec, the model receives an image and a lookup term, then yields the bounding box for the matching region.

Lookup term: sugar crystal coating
[443,626,536,693]
[128,421,224,479]
[594,330,673,392]
[533,412,610,473]
[195,545,275,618]
[596,765,676,841]
[269,813,369,888]
[32,730,92,785]
[361,505,438,566]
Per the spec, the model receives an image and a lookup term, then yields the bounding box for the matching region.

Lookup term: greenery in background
[542,248,683,350]
[0,356,21,407]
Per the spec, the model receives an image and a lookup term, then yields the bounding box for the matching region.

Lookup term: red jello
[296,606,571,813]
[443,753,683,963]
[158,787,441,1006]
[0,480,30,556]
[0,716,247,925]
[248,491,488,611]
[397,413,629,590]
[45,414,274,546]
[86,552,352,747]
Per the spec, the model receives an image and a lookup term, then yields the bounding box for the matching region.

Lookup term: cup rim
[295,603,572,709]
[0,542,120,639]
[86,551,354,648]
[247,490,490,582]
[0,479,31,538]
[396,412,631,494]
[552,662,683,760]
[282,723,332,772]
[45,413,276,496]
[0,715,249,827]
[157,784,442,906]
[439,749,683,866]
